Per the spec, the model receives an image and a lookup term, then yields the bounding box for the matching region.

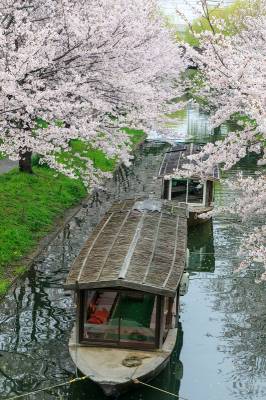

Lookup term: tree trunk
[19,151,33,173]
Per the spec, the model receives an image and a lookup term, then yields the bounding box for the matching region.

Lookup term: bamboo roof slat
[65,199,187,297]
[158,143,219,181]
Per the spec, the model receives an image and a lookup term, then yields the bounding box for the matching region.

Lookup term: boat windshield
[81,290,157,348]
[171,179,187,202]
[169,178,205,204]
[187,179,204,204]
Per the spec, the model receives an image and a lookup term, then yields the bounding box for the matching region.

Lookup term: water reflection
[180,159,266,400]
[0,261,75,398]
[161,102,234,143]
[187,221,215,273]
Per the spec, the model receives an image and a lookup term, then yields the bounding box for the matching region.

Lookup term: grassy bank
[60,128,146,173]
[123,128,146,147]
[0,168,86,295]
[0,130,146,296]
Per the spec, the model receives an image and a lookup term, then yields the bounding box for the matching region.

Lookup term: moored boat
[158,143,219,226]
[64,198,188,396]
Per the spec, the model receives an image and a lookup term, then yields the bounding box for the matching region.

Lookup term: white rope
[5,376,90,400]
[133,379,189,400]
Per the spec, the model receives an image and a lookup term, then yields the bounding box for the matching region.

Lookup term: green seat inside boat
[106,292,156,342]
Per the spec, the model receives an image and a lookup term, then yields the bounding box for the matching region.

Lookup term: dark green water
[0,105,265,400]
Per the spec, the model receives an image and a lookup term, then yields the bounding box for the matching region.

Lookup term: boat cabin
[158,143,219,208]
[65,198,187,351]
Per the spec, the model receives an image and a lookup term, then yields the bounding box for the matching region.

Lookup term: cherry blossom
[175,0,266,277]
[0,0,185,186]
[238,226,266,282]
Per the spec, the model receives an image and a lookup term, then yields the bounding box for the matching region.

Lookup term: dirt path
[0,159,18,174]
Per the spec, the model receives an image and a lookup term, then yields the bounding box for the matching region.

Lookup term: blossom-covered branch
[176,0,266,277]
[238,227,266,282]
[0,0,186,186]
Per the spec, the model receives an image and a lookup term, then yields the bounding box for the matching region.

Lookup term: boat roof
[65,198,187,297]
[158,143,219,181]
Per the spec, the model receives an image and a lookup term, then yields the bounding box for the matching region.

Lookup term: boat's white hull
[96,355,171,396]
[69,327,178,396]
[188,206,213,226]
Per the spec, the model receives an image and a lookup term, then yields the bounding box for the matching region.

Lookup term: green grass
[0,167,87,295]
[0,280,10,296]
[61,140,117,173]
[122,128,146,147]
[58,129,146,174]
[14,265,28,276]
[0,129,146,298]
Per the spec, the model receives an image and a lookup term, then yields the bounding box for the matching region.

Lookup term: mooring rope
[133,379,189,400]
[5,376,90,400]
[5,375,189,400]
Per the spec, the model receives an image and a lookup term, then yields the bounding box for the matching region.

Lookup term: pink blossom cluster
[176,1,266,277]
[184,10,266,160]
[238,226,266,282]
[170,127,259,181]
[0,0,185,186]
[225,174,266,220]
[227,175,266,280]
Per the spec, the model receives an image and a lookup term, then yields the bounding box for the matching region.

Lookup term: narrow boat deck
[188,205,213,213]
[69,327,177,387]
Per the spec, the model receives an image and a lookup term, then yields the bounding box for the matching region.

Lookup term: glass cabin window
[169,178,205,204]
[171,179,187,202]
[187,179,204,204]
[81,290,157,347]
[83,290,119,342]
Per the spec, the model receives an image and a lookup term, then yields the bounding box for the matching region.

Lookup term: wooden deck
[69,326,177,396]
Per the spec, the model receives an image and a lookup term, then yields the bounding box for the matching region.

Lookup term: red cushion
[88,309,109,324]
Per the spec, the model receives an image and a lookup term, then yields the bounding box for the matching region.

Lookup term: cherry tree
[0,0,185,186]
[175,0,266,279]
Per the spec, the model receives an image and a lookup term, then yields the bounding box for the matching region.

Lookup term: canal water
[0,105,265,400]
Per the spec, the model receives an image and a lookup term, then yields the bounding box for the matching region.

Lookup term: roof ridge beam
[118,211,146,280]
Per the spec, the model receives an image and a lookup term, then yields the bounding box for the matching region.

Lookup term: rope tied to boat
[4,375,190,400]
[133,378,189,400]
[122,354,150,367]
[4,375,90,400]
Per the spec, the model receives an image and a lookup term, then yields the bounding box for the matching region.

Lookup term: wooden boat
[64,198,188,396]
[158,143,219,226]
